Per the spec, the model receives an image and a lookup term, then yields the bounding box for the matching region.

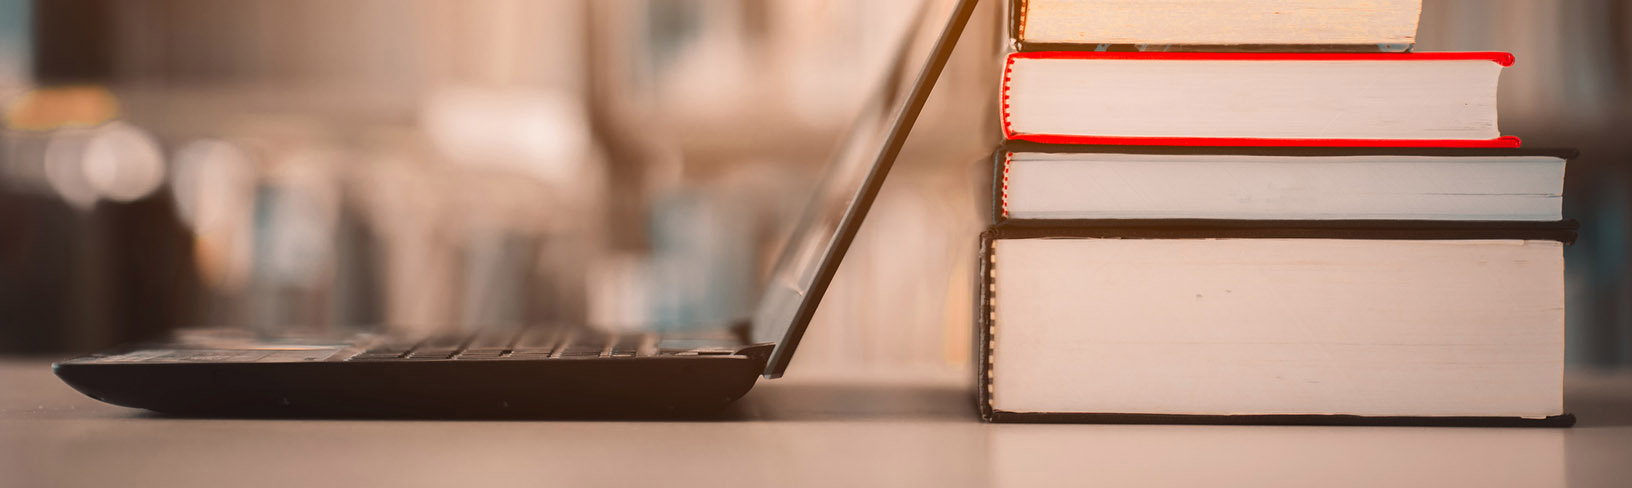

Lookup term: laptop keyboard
[345,329,722,361]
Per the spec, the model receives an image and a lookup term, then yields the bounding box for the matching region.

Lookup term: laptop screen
[751,0,977,378]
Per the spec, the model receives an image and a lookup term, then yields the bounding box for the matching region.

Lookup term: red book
[1000,51,1520,148]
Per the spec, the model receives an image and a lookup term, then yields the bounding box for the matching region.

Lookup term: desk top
[3,358,1629,488]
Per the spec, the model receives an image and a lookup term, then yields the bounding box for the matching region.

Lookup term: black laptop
[53,0,978,418]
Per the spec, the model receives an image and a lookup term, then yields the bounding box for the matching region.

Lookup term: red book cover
[1000,51,1522,148]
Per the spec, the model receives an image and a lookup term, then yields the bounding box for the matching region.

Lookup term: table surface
[3,358,1630,488]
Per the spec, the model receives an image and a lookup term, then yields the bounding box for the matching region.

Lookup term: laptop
[53,0,979,418]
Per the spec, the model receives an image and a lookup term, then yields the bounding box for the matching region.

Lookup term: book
[999,52,1519,147]
[989,144,1575,224]
[1009,0,1422,52]
[977,224,1578,426]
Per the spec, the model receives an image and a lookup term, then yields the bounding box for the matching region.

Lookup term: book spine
[1007,0,1024,51]
[998,54,1016,143]
[994,149,1010,224]
[977,231,998,422]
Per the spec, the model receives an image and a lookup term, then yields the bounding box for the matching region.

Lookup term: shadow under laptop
[719,382,978,422]
[127,382,979,422]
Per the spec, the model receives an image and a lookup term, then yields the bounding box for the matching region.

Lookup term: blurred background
[0,0,1627,374]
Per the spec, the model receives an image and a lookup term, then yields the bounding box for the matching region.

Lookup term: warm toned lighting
[82,122,166,202]
[42,131,97,209]
[40,122,169,209]
[171,139,256,230]
[2,85,120,131]
[419,87,590,184]
[170,139,259,291]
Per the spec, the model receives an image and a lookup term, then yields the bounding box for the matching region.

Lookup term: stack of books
[978,0,1578,426]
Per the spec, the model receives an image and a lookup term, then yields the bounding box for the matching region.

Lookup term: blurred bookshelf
[1418,0,1632,367]
[0,0,1627,372]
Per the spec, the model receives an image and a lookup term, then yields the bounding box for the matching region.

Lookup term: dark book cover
[976,227,1578,426]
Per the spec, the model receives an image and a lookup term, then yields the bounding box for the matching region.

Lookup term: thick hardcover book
[986,143,1579,225]
[999,51,1519,148]
[976,224,1577,426]
[1008,0,1422,53]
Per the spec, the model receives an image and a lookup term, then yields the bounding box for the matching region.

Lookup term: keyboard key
[556,334,606,358]
[610,333,649,357]
[398,333,466,359]
[507,328,564,358]
[451,329,518,358]
[407,349,456,360]
[348,338,421,361]
[466,329,522,350]
[635,334,660,357]
[456,348,507,359]
[341,327,685,361]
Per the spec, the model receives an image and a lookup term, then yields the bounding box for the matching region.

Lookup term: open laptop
[53,0,978,418]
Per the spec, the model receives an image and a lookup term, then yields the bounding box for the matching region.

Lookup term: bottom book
[977,223,1577,426]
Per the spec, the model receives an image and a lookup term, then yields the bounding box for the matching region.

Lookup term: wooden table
[3,359,1629,487]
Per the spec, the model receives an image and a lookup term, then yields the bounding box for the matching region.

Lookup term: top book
[1011,0,1423,52]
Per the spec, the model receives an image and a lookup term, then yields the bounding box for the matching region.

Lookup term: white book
[1011,0,1422,50]
[999,52,1517,146]
[992,147,1572,222]
[979,230,1574,424]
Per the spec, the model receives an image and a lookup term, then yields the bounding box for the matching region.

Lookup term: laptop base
[55,343,772,419]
